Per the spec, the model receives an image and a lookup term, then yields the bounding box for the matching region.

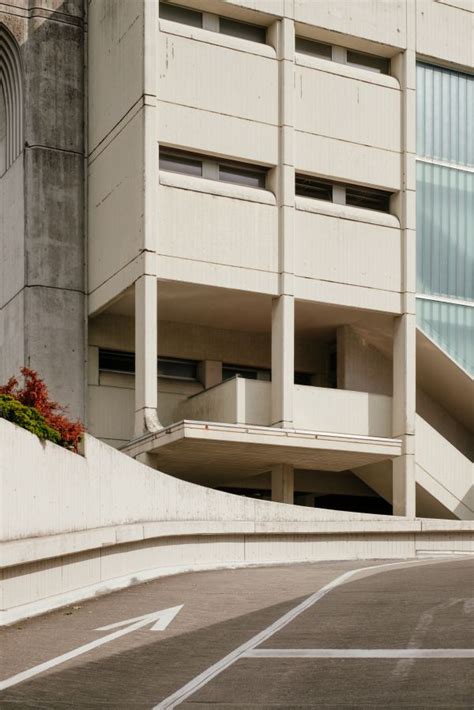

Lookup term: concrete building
[1,0,472,520]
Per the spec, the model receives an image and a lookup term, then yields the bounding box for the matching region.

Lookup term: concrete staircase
[354,415,473,520]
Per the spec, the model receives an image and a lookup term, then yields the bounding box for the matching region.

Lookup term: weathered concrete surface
[0,1,85,419]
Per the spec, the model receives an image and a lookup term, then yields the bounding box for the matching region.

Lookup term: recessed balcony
[122,378,401,485]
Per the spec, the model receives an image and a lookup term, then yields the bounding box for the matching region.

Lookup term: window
[295,37,332,60]
[160,147,268,190]
[160,2,266,44]
[296,173,392,213]
[346,50,389,75]
[158,358,198,380]
[159,1,202,27]
[416,63,473,374]
[295,35,390,75]
[98,350,198,380]
[345,184,391,212]
[219,17,266,43]
[295,174,332,201]
[294,372,312,385]
[159,150,202,176]
[219,163,266,189]
[99,350,135,375]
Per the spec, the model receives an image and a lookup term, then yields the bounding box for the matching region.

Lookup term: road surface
[0,557,472,708]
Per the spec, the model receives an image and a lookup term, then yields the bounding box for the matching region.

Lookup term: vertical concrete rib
[135,0,160,435]
[271,17,295,429]
[391,1,417,518]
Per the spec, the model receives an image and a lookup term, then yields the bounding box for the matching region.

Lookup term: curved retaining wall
[1,419,473,624]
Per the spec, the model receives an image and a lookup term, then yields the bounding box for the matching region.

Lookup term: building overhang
[121,420,402,485]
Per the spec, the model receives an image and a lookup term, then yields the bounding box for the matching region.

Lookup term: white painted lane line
[0,606,183,692]
[244,648,474,659]
[153,558,450,709]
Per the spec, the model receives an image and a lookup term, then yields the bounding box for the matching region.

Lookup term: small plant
[0,368,84,452]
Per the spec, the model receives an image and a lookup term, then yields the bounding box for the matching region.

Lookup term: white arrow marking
[0,605,183,692]
[96,606,183,632]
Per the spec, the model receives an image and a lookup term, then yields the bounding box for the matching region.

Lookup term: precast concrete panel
[293,386,393,438]
[294,0,406,49]
[416,0,474,69]
[158,101,279,166]
[88,111,145,293]
[158,29,278,125]
[295,131,401,192]
[295,65,401,153]
[294,209,402,293]
[416,415,473,516]
[158,185,279,275]
[88,0,145,152]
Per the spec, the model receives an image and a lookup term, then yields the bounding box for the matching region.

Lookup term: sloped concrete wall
[1,419,472,625]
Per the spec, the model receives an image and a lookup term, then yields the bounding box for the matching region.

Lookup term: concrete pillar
[392,313,416,517]
[391,23,417,519]
[133,0,161,439]
[271,464,294,504]
[134,274,161,435]
[271,295,294,427]
[270,16,295,429]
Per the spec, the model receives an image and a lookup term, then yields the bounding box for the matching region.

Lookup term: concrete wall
[0,1,85,419]
[1,418,472,624]
[294,386,392,437]
[416,416,473,520]
[87,0,151,303]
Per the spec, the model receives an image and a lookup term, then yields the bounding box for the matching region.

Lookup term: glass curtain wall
[416,63,473,374]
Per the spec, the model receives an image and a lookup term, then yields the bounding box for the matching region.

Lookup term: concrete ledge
[2,527,473,626]
[0,518,435,569]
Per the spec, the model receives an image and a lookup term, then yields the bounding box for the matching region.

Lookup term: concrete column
[272,295,294,427]
[133,0,161,439]
[392,314,416,517]
[391,16,417,519]
[270,16,295,429]
[134,274,161,435]
[271,464,294,504]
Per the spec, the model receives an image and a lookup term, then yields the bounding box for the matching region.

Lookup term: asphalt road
[0,557,472,708]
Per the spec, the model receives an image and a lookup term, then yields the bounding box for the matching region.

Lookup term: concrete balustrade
[181,379,393,438]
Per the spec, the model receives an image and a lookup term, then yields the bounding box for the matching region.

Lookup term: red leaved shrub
[0,368,84,452]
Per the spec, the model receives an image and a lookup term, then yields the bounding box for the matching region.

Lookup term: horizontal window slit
[296,173,393,213]
[160,147,268,190]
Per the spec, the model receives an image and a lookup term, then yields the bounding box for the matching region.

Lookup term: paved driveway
[1,557,472,708]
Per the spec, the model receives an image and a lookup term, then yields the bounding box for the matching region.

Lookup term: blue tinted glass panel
[416,162,474,301]
[417,299,473,375]
[417,63,474,167]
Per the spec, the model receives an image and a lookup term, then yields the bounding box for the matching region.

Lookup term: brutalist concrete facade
[0,1,85,420]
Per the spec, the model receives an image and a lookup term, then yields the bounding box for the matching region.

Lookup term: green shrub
[0,394,63,446]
